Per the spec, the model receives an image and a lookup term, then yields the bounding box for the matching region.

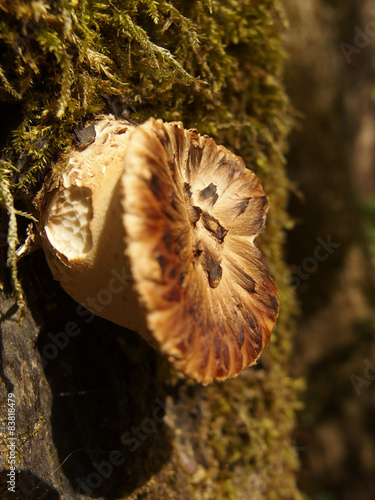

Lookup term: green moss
[0,161,26,315]
[0,0,302,498]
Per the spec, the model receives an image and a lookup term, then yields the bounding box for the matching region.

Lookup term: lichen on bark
[0,1,303,498]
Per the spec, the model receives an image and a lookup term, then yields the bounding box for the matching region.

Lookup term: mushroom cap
[122,119,279,384]
[41,116,278,385]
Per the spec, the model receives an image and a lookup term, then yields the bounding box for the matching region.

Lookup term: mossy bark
[0,1,302,498]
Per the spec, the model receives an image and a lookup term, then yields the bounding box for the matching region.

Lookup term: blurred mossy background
[283,1,375,499]
[0,1,303,499]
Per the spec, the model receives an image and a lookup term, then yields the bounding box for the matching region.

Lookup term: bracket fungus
[39,116,279,385]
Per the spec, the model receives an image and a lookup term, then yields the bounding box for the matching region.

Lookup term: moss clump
[0,1,302,498]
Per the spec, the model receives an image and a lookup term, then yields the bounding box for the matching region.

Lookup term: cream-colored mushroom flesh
[42,118,148,335]
[42,116,279,385]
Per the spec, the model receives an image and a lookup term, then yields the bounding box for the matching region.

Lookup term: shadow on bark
[1,250,173,499]
[0,470,59,499]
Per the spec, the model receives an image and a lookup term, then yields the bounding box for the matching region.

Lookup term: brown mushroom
[40,116,279,385]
